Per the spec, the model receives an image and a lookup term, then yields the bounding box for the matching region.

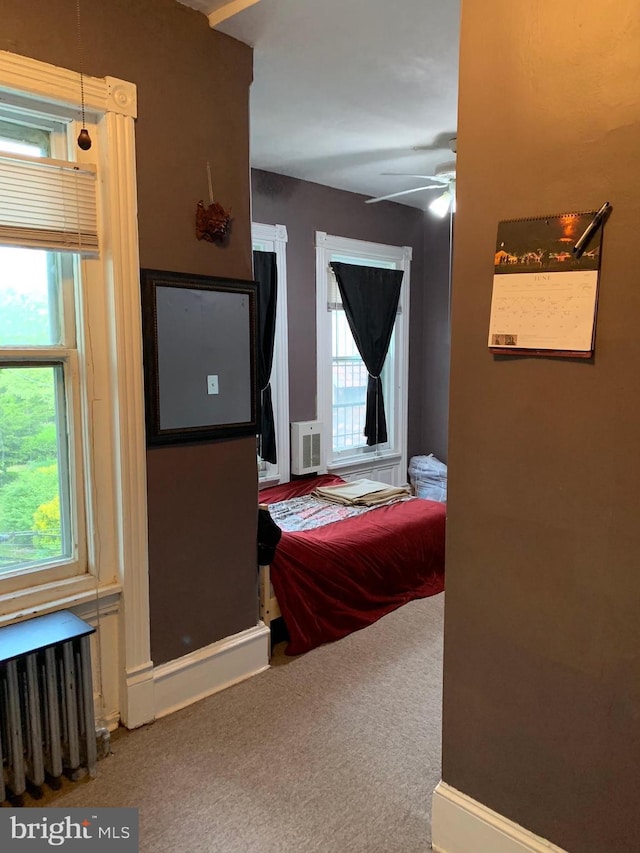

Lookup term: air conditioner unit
[291,421,323,475]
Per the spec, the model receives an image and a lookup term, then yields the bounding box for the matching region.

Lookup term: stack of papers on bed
[313,479,410,507]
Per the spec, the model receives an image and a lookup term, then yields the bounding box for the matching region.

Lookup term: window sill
[258,476,282,489]
[327,451,402,474]
[0,574,122,627]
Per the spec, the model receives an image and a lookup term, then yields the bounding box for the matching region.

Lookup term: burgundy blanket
[259,475,445,655]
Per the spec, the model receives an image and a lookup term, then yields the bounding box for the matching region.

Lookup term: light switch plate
[207,374,219,395]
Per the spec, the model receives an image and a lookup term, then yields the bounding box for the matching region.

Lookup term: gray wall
[1,0,258,665]
[443,3,640,851]
[251,169,451,463]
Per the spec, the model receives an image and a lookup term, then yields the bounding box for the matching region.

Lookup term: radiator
[291,420,323,475]
[0,610,97,803]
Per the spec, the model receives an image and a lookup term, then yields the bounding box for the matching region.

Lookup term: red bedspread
[259,475,445,655]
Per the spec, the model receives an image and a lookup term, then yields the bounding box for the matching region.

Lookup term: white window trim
[0,51,153,728]
[315,231,411,485]
[252,222,290,486]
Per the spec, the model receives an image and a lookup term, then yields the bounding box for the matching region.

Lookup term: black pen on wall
[573,202,611,258]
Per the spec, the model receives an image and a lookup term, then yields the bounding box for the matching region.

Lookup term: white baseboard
[153,622,270,719]
[432,782,567,853]
[121,660,156,729]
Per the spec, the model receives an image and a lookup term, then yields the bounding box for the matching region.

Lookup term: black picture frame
[140,268,258,446]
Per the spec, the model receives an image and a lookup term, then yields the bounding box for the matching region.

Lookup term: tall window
[329,254,398,454]
[0,51,152,728]
[0,118,89,586]
[316,233,411,479]
[0,52,147,642]
[252,223,290,484]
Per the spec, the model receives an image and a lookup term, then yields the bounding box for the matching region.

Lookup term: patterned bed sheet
[266,493,411,532]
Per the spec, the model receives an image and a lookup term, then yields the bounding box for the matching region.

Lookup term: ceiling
[180,0,461,209]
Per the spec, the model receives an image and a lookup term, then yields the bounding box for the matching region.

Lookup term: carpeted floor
[44,593,444,853]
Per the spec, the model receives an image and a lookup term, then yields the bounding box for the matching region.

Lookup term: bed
[258,474,445,655]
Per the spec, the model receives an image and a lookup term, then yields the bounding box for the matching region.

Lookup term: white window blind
[328,266,342,308]
[0,151,98,255]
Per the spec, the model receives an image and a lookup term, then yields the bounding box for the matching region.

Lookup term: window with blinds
[0,117,89,582]
[0,151,98,255]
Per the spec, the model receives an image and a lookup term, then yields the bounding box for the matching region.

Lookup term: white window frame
[0,119,92,591]
[315,231,411,485]
[0,51,153,728]
[252,223,290,485]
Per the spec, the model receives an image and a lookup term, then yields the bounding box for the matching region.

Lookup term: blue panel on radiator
[0,610,94,664]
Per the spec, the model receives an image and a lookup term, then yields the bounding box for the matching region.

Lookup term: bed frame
[258,502,281,656]
[258,563,281,658]
[258,562,280,629]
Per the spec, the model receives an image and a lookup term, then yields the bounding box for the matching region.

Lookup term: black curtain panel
[253,250,278,463]
[330,262,403,446]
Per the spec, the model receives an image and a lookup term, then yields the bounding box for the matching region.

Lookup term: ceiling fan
[366,136,457,216]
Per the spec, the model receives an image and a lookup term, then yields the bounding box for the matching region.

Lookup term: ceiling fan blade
[366,185,447,204]
[381,173,450,183]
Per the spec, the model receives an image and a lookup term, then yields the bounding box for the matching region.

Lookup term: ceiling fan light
[429,190,451,218]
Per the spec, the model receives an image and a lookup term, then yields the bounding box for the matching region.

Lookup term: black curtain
[330,262,403,446]
[253,250,277,463]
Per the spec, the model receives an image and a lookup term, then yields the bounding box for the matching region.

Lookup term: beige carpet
[50,593,444,853]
